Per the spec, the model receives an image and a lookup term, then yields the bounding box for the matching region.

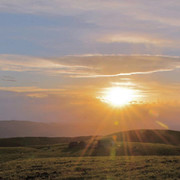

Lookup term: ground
[0,130,180,179]
[0,156,180,179]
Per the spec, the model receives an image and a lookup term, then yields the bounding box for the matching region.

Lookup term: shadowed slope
[108,129,180,145]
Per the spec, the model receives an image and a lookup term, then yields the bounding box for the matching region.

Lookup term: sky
[0,0,180,135]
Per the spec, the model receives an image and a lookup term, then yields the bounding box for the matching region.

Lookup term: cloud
[0,1,179,56]
[0,86,64,93]
[0,54,92,75]
[1,75,16,82]
[0,0,123,16]
[0,54,180,78]
[53,55,180,77]
[0,86,67,99]
[26,93,48,98]
[81,69,175,78]
[1,0,180,28]
[98,34,172,46]
[120,0,180,27]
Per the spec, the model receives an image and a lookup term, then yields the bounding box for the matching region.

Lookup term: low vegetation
[0,156,179,179]
[0,129,179,179]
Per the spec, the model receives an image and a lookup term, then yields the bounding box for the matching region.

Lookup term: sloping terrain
[0,129,179,147]
[108,129,180,145]
[0,129,179,162]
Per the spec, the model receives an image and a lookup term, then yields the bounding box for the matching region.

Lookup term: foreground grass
[0,156,179,179]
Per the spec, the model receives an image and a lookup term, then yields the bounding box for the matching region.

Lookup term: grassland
[0,141,180,163]
[0,142,179,179]
[0,129,179,179]
[0,156,180,179]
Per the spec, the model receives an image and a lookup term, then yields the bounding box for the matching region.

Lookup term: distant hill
[0,136,92,147]
[0,128,180,157]
[0,128,179,147]
[107,129,180,145]
[0,120,94,138]
[1,120,180,142]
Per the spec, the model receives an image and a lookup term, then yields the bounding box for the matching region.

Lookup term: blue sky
[0,0,180,56]
[0,0,180,133]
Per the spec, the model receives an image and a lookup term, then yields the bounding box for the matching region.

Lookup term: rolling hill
[108,129,180,145]
[0,129,179,147]
[0,129,179,164]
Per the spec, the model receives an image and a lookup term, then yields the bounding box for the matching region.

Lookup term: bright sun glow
[100,87,137,107]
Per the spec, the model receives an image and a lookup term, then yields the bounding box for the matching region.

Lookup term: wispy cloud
[0,1,180,56]
[120,0,180,27]
[98,34,172,46]
[1,75,16,82]
[1,54,180,78]
[26,93,49,98]
[53,55,180,77]
[0,54,92,75]
[1,0,180,29]
[0,0,123,16]
[78,68,175,78]
[1,0,179,28]
[0,86,64,93]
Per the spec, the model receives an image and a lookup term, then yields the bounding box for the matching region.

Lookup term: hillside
[0,129,179,147]
[108,129,180,145]
[0,136,93,147]
[0,141,179,164]
[0,129,179,163]
[1,121,180,141]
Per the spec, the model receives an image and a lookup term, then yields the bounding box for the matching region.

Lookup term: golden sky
[0,1,180,135]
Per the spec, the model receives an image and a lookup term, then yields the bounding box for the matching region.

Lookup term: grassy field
[0,130,179,179]
[0,142,179,179]
[0,156,179,179]
[0,142,180,163]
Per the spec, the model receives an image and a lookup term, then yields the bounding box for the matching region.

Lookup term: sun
[99,87,136,107]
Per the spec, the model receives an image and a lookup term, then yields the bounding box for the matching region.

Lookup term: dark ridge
[107,129,180,145]
[0,136,92,147]
[0,129,179,147]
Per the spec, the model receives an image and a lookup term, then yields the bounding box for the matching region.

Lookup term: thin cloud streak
[72,68,175,78]
[0,54,180,78]
[0,54,92,75]
[0,86,64,93]
[98,34,172,46]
